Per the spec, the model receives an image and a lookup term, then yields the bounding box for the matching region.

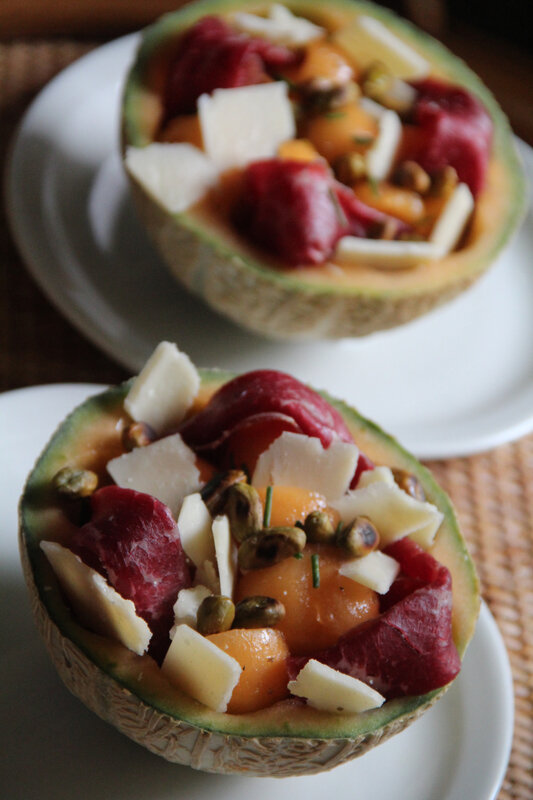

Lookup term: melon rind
[19,373,479,776]
[121,0,526,340]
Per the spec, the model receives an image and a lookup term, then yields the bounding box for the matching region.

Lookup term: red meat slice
[403,78,493,196]
[70,486,192,658]
[239,159,403,265]
[210,412,303,474]
[180,368,352,449]
[179,369,374,482]
[164,16,298,117]
[288,538,460,698]
[240,159,346,264]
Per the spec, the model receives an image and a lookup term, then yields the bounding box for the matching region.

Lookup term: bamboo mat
[1,39,532,799]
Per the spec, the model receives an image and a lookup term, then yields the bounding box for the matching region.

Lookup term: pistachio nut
[301,78,360,113]
[303,510,335,544]
[392,160,431,195]
[202,469,248,515]
[334,152,367,185]
[361,61,392,103]
[336,516,380,557]
[196,595,235,635]
[53,466,98,499]
[233,596,285,629]
[238,526,307,571]
[221,483,263,542]
[429,165,459,198]
[122,421,156,451]
[391,468,426,502]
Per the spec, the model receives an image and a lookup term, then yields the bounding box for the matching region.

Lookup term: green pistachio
[391,468,426,501]
[336,516,380,557]
[221,483,263,542]
[238,526,307,570]
[121,421,156,451]
[53,466,98,499]
[196,595,235,635]
[303,510,335,544]
[233,596,285,628]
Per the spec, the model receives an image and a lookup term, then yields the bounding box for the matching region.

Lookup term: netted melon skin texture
[131,183,477,340]
[20,536,444,777]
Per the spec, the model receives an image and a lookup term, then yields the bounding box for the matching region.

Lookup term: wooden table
[0,11,532,799]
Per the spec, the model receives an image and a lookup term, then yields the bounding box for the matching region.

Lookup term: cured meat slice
[240,159,349,264]
[180,368,352,453]
[70,486,192,657]
[404,78,493,196]
[288,538,460,697]
[180,368,374,481]
[239,159,401,265]
[164,16,298,117]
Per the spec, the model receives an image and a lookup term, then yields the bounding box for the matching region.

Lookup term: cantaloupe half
[19,372,479,777]
[121,0,525,340]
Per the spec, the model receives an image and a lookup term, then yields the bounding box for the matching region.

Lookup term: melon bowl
[19,371,479,777]
[121,0,526,340]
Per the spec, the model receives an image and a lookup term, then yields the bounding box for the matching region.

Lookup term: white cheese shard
[124,341,200,434]
[40,541,151,655]
[333,15,430,79]
[429,182,475,255]
[161,624,242,712]
[331,481,443,548]
[125,143,218,213]
[252,432,359,500]
[288,659,385,713]
[170,585,212,636]
[198,82,295,171]
[107,433,201,518]
[365,109,401,181]
[334,237,443,269]
[357,465,395,488]
[212,515,237,600]
[177,493,215,569]
[340,550,400,594]
[232,4,324,45]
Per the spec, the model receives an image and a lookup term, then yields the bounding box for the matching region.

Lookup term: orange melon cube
[278,138,321,163]
[206,628,290,713]
[236,544,379,656]
[303,102,378,163]
[256,485,336,528]
[158,114,203,148]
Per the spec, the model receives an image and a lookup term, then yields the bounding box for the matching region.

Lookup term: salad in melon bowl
[121,0,525,339]
[19,342,479,776]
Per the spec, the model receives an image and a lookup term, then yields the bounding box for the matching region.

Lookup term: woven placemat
[1,39,532,798]
[427,445,533,799]
[0,40,130,390]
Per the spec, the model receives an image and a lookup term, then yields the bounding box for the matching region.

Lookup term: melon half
[19,372,479,777]
[121,0,525,340]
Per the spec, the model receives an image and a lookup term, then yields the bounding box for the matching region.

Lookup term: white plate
[5,34,533,459]
[0,383,514,799]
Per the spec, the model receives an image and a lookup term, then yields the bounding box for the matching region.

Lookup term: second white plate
[5,34,533,458]
[0,383,514,800]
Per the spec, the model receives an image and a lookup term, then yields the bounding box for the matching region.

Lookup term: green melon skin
[121,0,526,341]
[19,373,479,777]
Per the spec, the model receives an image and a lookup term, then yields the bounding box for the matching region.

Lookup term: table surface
[0,18,532,800]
